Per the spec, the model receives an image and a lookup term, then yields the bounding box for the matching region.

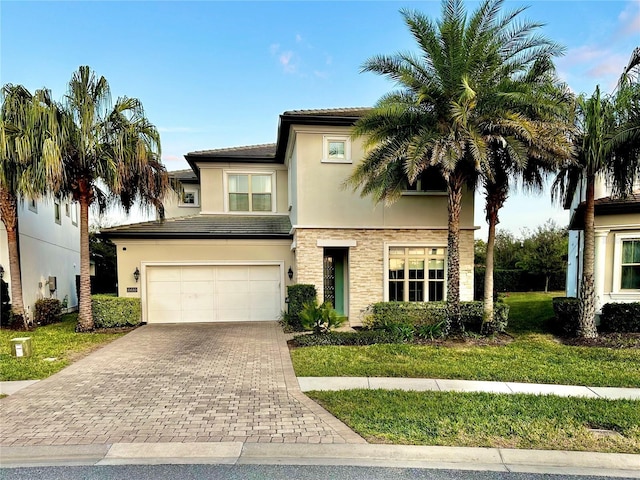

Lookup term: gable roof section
[100,215,292,239]
[184,144,277,176]
[168,168,198,183]
[569,193,640,229]
[275,107,370,161]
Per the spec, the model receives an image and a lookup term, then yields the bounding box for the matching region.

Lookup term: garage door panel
[146,265,281,323]
[249,266,280,280]
[147,268,181,282]
[181,267,214,281]
[217,267,249,281]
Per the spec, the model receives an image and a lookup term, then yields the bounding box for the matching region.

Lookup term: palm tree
[347,0,564,333]
[0,85,63,328]
[481,59,574,324]
[58,66,169,331]
[553,57,639,338]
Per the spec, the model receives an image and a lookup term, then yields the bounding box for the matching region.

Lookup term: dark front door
[323,248,347,315]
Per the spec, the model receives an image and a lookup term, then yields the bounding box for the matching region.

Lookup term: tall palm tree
[553,58,639,338]
[347,0,564,333]
[58,66,169,331]
[0,85,63,327]
[482,59,574,324]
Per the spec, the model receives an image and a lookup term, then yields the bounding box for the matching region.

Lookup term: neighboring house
[566,175,640,315]
[0,197,81,320]
[102,108,476,326]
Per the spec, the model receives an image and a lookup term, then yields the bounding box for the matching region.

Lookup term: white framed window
[387,246,446,302]
[403,167,447,195]
[613,233,640,292]
[322,135,352,164]
[54,200,62,225]
[65,203,70,217]
[71,202,78,226]
[179,186,200,207]
[28,198,37,213]
[225,172,275,212]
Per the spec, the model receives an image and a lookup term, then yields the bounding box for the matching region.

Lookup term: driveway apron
[0,322,363,446]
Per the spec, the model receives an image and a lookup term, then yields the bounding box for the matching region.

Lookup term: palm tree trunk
[446,172,464,334]
[578,174,597,338]
[484,208,497,327]
[482,181,508,333]
[75,193,94,332]
[0,186,26,326]
[545,276,550,293]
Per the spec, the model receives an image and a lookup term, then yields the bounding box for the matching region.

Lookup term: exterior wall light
[133,267,140,283]
[288,266,294,280]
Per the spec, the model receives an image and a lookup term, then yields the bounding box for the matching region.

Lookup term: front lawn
[290,292,640,387]
[0,314,127,381]
[308,390,640,454]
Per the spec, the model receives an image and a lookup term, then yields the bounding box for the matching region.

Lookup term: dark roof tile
[101,215,292,239]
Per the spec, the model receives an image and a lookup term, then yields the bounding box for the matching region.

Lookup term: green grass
[291,292,640,387]
[0,314,126,381]
[308,390,640,453]
[503,290,558,333]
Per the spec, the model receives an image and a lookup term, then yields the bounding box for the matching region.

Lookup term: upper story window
[621,239,640,290]
[179,186,200,207]
[227,173,273,212]
[404,168,447,194]
[54,200,62,225]
[70,202,78,226]
[388,247,446,302]
[28,198,37,213]
[322,135,352,164]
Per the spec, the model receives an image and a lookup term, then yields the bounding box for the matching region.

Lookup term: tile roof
[187,143,277,158]
[282,107,370,117]
[100,215,292,239]
[168,169,198,182]
[569,193,640,230]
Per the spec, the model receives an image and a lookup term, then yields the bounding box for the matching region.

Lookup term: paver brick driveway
[0,322,363,446]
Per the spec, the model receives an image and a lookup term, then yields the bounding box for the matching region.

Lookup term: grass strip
[291,334,640,387]
[0,314,126,381]
[308,389,640,454]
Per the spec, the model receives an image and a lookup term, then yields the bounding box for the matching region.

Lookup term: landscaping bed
[307,389,640,454]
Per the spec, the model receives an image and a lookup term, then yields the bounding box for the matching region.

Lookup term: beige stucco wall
[197,162,288,214]
[112,238,295,300]
[593,211,640,307]
[290,125,474,228]
[163,189,202,219]
[294,228,475,326]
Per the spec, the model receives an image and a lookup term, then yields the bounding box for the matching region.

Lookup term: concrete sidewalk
[1,442,639,477]
[297,377,640,400]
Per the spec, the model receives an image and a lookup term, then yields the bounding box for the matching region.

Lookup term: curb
[1,443,639,477]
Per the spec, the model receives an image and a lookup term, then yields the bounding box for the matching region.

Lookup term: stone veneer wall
[294,228,475,326]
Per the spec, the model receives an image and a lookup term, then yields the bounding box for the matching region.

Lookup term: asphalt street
[1,465,638,480]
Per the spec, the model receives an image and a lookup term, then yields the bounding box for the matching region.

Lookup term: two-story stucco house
[566,175,640,315]
[0,197,81,319]
[102,108,476,326]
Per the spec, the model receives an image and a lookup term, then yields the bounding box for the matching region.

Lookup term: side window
[54,200,62,225]
[28,198,38,213]
[322,135,352,164]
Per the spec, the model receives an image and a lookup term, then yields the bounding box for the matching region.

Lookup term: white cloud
[279,51,296,73]
[295,34,302,43]
[618,0,640,37]
[269,43,280,55]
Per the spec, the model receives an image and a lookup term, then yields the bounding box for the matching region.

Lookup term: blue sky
[2,0,639,237]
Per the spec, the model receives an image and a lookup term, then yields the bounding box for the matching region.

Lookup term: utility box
[48,276,57,292]
[10,337,33,358]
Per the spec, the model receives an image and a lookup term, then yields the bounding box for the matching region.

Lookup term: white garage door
[146,265,282,323]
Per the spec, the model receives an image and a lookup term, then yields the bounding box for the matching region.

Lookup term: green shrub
[415,321,445,340]
[286,284,317,330]
[300,300,344,334]
[601,302,640,333]
[551,297,580,336]
[92,295,141,328]
[34,298,63,326]
[368,301,509,334]
[291,330,403,347]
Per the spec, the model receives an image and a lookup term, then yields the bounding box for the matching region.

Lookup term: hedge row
[552,298,640,335]
[367,301,509,334]
[474,268,565,298]
[291,330,403,347]
[283,284,317,331]
[34,298,63,326]
[92,295,141,328]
